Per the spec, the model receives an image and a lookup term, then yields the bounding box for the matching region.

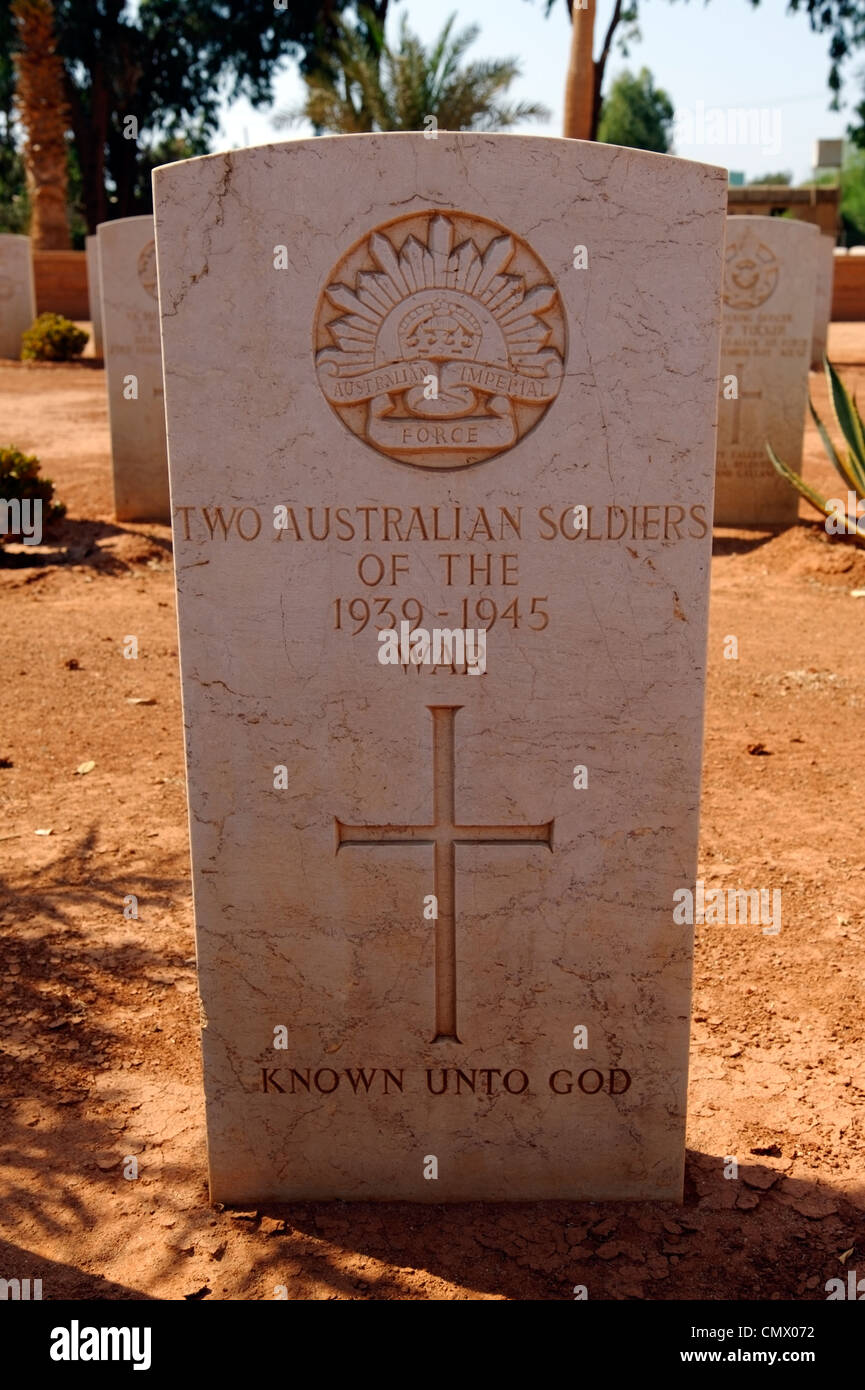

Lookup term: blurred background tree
[534,0,865,142]
[596,66,673,152]
[0,0,381,234]
[809,148,865,246]
[284,8,549,134]
[0,0,27,231]
[11,0,70,248]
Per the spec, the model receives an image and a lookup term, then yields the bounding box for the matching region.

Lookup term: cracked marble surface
[85,235,104,357]
[98,215,170,522]
[153,134,727,1201]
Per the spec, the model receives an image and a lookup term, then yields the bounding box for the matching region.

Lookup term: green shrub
[0,445,65,543]
[20,312,88,362]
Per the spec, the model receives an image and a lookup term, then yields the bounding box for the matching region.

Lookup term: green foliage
[0,122,86,240]
[837,149,865,243]
[539,0,865,111]
[0,140,28,233]
[749,171,794,185]
[131,126,212,210]
[0,0,26,233]
[597,66,673,153]
[20,312,88,362]
[0,0,14,130]
[292,8,549,134]
[809,148,865,245]
[769,358,865,542]
[0,0,368,226]
[0,444,65,540]
[64,139,87,249]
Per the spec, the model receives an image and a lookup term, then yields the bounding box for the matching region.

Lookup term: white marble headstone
[98,215,169,521]
[85,234,104,358]
[154,134,727,1203]
[715,216,818,527]
[0,233,36,359]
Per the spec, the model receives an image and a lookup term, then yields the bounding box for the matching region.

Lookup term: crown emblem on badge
[314,212,566,470]
[399,298,482,361]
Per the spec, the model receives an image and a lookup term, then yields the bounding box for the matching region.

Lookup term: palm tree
[562,0,596,141]
[282,9,549,135]
[556,0,635,142]
[11,0,70,249]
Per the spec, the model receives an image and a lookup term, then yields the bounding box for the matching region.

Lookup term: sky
[218,0,855,183]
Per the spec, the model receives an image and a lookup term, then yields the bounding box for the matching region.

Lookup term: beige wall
[727,186,840,237]
[33,249,89,318]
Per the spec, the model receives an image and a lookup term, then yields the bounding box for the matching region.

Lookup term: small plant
[0,445,65,544]
[20,312,88,362]
[769,357,865,542]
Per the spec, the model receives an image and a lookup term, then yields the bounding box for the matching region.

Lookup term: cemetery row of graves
[0,206,841,534]
[0,136,863,1300]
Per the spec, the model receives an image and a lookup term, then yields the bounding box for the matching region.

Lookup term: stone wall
[726,185,840,237]
[831,252,865,321]
[33,250,89,319]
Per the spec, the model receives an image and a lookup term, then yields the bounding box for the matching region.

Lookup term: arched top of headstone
[152,128,728,1202]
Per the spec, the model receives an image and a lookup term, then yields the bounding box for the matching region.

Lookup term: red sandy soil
[0,326,863,1300]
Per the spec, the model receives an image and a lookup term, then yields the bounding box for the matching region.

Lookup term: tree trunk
[65,71,109,234]
[11,0,70,249]
[562,0,596,141]
[592,0,626,140]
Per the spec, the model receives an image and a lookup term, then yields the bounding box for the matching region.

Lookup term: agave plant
[769,357,865,542]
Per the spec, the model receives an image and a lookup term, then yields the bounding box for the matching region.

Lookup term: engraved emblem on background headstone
[137,240,158,300]
[314,211,566,469]
[723,229,779,310]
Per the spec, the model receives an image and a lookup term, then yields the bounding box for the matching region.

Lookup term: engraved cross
[335,705,554,1044]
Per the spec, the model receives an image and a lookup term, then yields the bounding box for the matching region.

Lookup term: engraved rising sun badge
[314,211,566,469]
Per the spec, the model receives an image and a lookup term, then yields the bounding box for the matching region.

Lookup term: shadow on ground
[0,519,172,573]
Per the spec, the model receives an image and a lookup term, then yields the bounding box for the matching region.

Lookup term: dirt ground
[1,324,863,1302]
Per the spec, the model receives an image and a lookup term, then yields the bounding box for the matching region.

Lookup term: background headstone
[0,233,36,359]
[811,233,835,369]
[715,215,817,527]
[154,134,727,1203]
[98,215,169,522]
[85,234,104,358]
